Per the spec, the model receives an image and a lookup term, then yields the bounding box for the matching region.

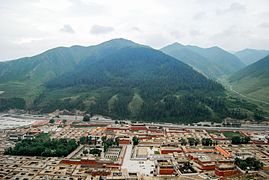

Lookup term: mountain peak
[161,42,185,51]
[99,38,138,47]
[171,42,185,47]
[207,46,223,51]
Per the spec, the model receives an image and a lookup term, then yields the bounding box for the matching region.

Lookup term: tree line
[4,134,78,157]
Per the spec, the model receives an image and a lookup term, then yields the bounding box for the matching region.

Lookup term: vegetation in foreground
[4,133,78,157]
[223,131,243,138]
[235,157,263,171]
[231,136,251,144]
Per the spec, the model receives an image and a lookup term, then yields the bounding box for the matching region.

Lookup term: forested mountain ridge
[39,46,229,122]
[161,43,245,78]
[0,38,140,103]
[0,38,139,84]
[0,39,265,123]
[47,47,219,90]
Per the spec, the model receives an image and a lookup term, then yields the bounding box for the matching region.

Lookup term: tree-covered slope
[0,38,140,104]
[39,46,229,122]
[47,47,219,90]
[161,43,246,78]
[0,38,265,122]
[235,48,269,65]
[230,55,269,102]
[0,38,139,84]
[35,45,261,123]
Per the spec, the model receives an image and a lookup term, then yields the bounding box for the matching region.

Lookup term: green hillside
[230,55,269,102]
[0,39,139,104]
[161,43,222,78]
[0,39,265,122]
[0,47,79,105]
[40,45,228,122]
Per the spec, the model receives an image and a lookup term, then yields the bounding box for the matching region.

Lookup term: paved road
[144,123,269,131]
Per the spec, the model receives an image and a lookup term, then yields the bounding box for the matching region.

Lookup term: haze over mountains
[234,49,269,65]
[161,43,245,79]
[161,43,269,107]
[0,38,268,122]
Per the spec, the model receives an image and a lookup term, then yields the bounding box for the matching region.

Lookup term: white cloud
[131,27,141,32]
[170,31,185,39]
[193,12,206,20]
[60,24,75,34]
[189,30,202,37]
[259,22,269,28]
[12,37,46,45]
[90,25,114,34]
[217,2,246,15]
[0,0,269,60]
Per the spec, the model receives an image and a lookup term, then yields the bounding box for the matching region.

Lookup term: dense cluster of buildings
[0,114,269,179]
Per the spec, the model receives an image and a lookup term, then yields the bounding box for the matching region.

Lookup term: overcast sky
[0,0,269,61]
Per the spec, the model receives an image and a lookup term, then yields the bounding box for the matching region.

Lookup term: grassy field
[223,131,243,138]
[154,151,160,154]
[218,76,269,114]
[0,81,45,106]
[128,93,144,117]
[35,86,107,107]
[231,76,269,102]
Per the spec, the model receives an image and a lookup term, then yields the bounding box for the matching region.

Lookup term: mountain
[161,43,245,78]
[47,46,215,89]
[41,44,229,122]
[0,38,139,103]
[235,48,269,65]
[161,43,220,78]
[0,47,80,105]
[230,55,269,102]
[0,38,139,83]
[0,38,264,122]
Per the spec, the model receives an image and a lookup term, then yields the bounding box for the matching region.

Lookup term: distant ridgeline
[0,39,267,123]
[161,43,245,79]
